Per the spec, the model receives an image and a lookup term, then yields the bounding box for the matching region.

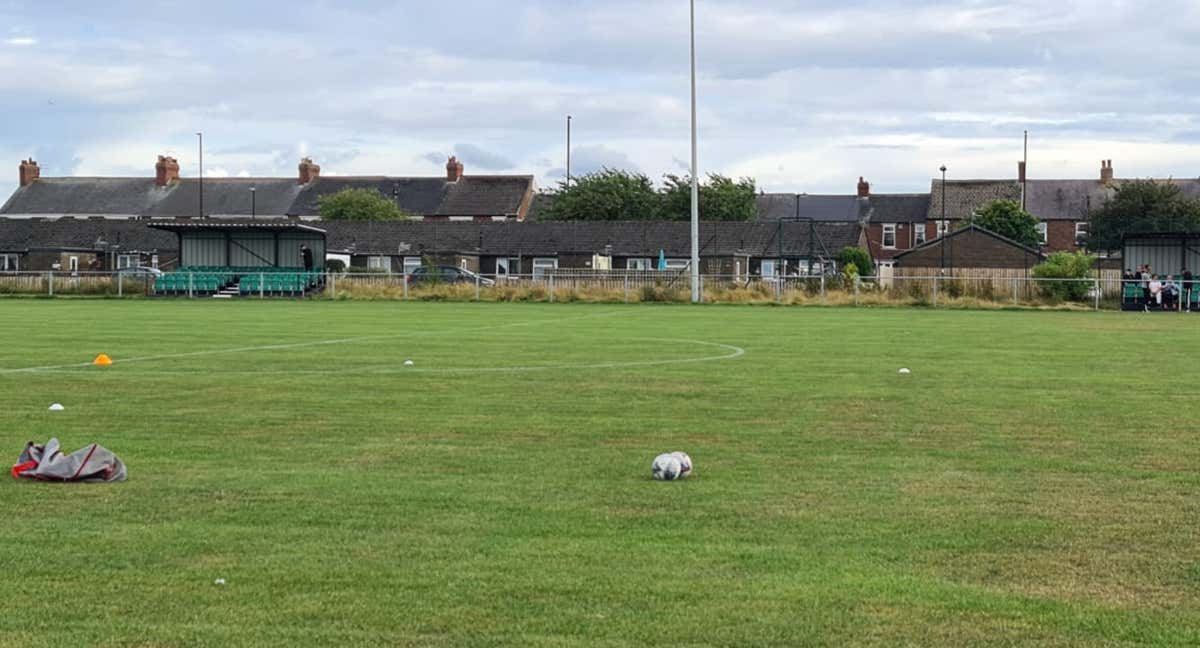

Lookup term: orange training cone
[93,354,113,366]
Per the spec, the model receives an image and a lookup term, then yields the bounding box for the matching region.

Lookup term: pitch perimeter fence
[0,269,1193,312]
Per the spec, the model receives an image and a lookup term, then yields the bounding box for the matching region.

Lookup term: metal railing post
[1012,277,1018,305]
[48,271,54,297]
[820,274,826,304]
[330,272,336,299]
[188,272,194,298]
[854,276,859,306]
[623,274,629,303]
[549,274,556,303]
[259,272,264,299]
[475,273,480,301]
[117,272,122,297]
[932,276,939,306]
[1093,278,1100,311]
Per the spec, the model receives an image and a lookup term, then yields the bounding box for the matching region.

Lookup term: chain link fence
[2,269,1195,312]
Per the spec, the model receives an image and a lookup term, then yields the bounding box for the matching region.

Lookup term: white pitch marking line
[0,309,626,375]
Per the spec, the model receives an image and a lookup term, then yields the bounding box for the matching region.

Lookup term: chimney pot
[298,157,321,185]
[18,158,40,187]
[446,156,464,182]
[154,155,180,187]
[1100,159,1114,183]
[856,176,870,198]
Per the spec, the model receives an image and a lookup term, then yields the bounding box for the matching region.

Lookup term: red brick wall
[868,222,930,260]
[1045,221,1083,252]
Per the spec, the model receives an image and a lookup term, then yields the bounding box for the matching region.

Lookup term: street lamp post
[689,0,700,303]
[250,186,256,220]
[566,115,572,187]
[196,132,204,218]
[939,165,947,273]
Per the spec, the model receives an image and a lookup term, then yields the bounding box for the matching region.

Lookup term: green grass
[1,301,1198,647]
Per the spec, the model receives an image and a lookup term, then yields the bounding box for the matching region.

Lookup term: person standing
[301,244,314,272]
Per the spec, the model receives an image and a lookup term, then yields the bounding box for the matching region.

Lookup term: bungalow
[1,156,535,222]
[0,219,178,272]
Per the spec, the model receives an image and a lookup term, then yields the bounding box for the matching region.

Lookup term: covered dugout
[150,220,326,269]
[1122,233,1200,276]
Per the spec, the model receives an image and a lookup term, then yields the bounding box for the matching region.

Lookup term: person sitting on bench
[1148,274,1163,310]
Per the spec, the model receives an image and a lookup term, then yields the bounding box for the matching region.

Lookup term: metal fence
[1,270,1196,312]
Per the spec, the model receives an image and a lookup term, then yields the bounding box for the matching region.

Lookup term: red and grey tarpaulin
[11,438,127,482]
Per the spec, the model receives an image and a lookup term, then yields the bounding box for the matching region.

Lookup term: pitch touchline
[0,309,626,374]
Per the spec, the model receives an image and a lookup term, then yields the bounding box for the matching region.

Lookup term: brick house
[893,224,1044,276]
[0,219,179,272]
[1,156,536,221]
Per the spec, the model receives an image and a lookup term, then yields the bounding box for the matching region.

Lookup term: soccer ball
[651,453,683,481]
[669,451,693,478]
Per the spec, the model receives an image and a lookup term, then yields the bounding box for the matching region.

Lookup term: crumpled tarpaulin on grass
[11,438,127,482]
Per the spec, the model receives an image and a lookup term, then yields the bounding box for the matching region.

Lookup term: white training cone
[214,578,227,586]
[48,403,65,411]
[898,368,911,375]
[403,360,414,366]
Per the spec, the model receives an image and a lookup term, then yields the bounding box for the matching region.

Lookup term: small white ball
[48,403,65,411]
[669,451,693,478]
[652,453,683,481]
[214,578,227,586]
[898,368,911,375]
[403,360,414,366]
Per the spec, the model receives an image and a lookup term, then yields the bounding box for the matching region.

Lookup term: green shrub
[837,247,873,278]
[1033,251,1095,301]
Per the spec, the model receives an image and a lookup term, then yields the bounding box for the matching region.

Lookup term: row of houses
[3,154,1198,277]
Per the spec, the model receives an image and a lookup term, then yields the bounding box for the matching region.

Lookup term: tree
[1032,251,1096,301]
[837,246,873,278]
[659,173,757,221]
[1087,180,1200,252]
[960,200,1042,248]
[318,188,412,220]
[542,169,659,221]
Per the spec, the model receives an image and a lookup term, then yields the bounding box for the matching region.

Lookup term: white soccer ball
[669,451,693,478]
[48,403,65,411]
[898,368,911,375]
[214,578,227,586]
[652,453,683,481]
[403,360,414,366]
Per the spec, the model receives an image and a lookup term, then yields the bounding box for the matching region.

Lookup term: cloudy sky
[1,0,1199,201]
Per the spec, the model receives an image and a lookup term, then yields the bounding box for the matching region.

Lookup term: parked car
[115,266,164,280]
[406,266,495,286]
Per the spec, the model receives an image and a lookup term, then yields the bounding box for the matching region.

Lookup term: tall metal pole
[250,186,256,220]
[566,115,572,187]
[196,132,204,218]
[940,165,947,273]
[689,0,700,303]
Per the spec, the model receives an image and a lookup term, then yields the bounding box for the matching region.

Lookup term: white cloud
[4,37,37,46]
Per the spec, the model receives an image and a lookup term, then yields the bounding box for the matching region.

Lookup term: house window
[1036,222,1048,245]
[507,258,521,275]
[914,224,926,245]
[117,254,138,269]
[663,258,689,270]
[403,256,422,275]
[1075,222,1087,245]
[150,254,159,269]
[626,258,651,270]
[882,223,897,249]
[448,216,473,222]
[367,256,391,272]
[761,259,777,278]
[69,256,79,273]
[0,254,17,272]
[532,257,557,279]
[936,221,948,237]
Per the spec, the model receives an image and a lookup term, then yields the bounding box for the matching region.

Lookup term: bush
[325,259,346,273]
[1032,251,1095,301]
[837,247,873,278]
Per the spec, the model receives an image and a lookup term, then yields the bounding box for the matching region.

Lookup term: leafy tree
[837,246,873,278]
[318,188,412,221]
[542,169,659,221]
[1087,180,1200,252]
[659,173,757,221]
[1032,251,1096,301]
[960,200,1042,248]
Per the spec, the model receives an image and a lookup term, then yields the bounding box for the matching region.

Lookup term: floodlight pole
[689,0,700,303]
[939,165,947,273]
[250,186,256,220]
[196,132,204,218]
[566,115,572,187]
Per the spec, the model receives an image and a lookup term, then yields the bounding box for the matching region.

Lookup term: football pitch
[1,301,1197,646]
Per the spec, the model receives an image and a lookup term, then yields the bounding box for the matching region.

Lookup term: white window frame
[1036,222,1048,245]
[1074,222,1087,243]
[761,259,778,278]
[626,258,651,271]
[882,223,897,249]
[532,257,557,279]
[448,216,473,222]
[0,253,17,272]
[663,258,689,271]
[914,224,926,245]
[69,256,79,273]
[117,254,138,269]
[402,256,422,275]
[367,256,391,272]
[936,220,948,237]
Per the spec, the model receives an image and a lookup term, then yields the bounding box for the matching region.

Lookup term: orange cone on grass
[93,354,113,366]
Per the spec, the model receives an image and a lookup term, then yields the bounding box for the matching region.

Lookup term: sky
[1,0,1199,202]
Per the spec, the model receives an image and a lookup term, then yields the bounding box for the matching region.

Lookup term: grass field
[1,301,1198,647]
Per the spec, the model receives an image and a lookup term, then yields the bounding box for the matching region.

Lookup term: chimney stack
[1018,161,1026,183]
[856,176,870,198]
[154,155,180,187]
[446,156,464,182]
[1100,159,1114,183]
[298,157,321,185]
[18,158,40,187]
